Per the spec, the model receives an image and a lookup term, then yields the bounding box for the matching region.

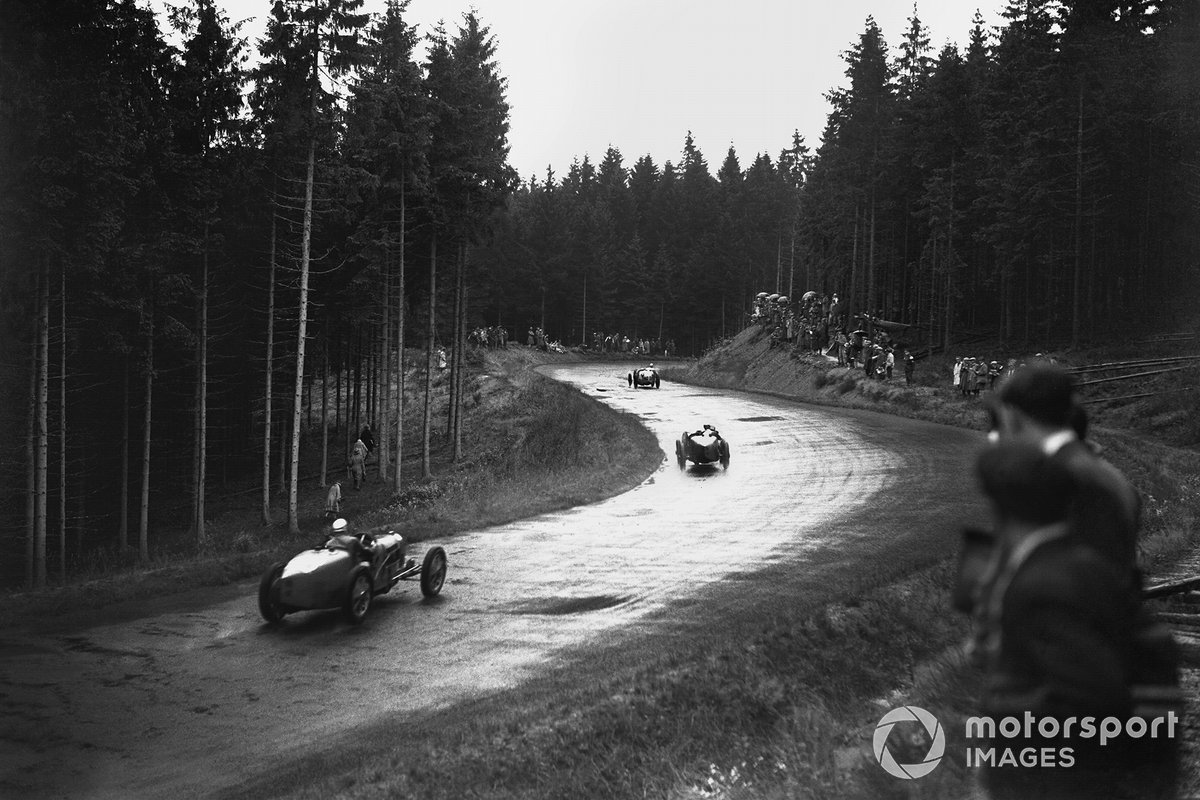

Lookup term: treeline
[472,0,1199,352]
[0,0,515,587]
[2,1,1197,588]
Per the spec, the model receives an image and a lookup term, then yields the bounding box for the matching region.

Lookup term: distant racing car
[676,424,730,469]
[258,520,447,624]
[628,365,660,389]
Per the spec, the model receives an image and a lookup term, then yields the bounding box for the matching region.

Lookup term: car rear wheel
[719,441,731,470]
[344,567,373,624]
[258,562,287,623]
[675,440,686,469]
[421,547,448,597]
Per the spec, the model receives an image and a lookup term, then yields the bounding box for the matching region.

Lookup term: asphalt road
[0,363,989,799]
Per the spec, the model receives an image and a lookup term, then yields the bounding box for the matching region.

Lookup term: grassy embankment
[0,348,661,627]
[267,326,1200,800]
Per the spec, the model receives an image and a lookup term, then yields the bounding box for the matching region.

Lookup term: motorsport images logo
[873,706,946,779]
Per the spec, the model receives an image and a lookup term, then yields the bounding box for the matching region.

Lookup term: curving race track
[0,363,989,799]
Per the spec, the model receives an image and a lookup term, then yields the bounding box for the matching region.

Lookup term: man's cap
[994,363,1076,426]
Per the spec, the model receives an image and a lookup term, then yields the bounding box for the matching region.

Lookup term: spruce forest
[1,0,1197,587]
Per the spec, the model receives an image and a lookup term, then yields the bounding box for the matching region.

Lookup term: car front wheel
[421,547,448,597]
[258,562,287,623]
[344,567,373,624]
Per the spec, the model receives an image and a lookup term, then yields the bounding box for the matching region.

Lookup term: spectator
[349,438,367,490]
[963,357,978,396]
[964,442,1177,800]
[974,357,989,396]
[904,352,915,385]
[359,424,374,455]
[987,364,1140,585]
[324,480,342,519]
[885,348,895,380]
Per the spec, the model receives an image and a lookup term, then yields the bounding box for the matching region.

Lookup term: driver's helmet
[331,518,349,533]
[648,362,655,368]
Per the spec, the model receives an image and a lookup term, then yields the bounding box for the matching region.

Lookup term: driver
[326,518,378,569]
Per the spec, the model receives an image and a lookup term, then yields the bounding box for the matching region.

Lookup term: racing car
[628,365,660,389]
[258,519,447,624]
[676,424,730,469]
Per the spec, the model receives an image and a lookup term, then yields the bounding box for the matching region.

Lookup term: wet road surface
[0,363,987,799]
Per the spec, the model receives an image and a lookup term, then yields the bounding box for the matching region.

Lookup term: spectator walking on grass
[324,480,342,519]
[904,352,915,385]
[349,438,367,490]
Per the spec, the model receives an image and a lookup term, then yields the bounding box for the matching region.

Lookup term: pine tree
[167,0,247,545]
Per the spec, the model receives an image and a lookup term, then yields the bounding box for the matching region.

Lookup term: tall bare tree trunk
[447,242,461,440]
[788,229,796,300]
[25,301,37,588]
[454,279,467,462]
[928,240,937,353]
[943,158,956,351]
[278,408,286,496]
[379,246,391,481]
[394,181,407,494]
[139,293,155,563]
[35,261,49,587]
[262,205,277,525]
[193,224,209,544]
[59,266,67,581]
[848,205,859,325]
[867,194,877,325]
[775,234,782,294]
[119,357,129,551]
[352,330,361,439]
[1072,86,1084,348]
[334,335,342,436]
[423,236,436,479]
[287,137,317,535]
[320,339,329,487]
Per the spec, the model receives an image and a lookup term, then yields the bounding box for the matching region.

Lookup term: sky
[153,0,1009,182]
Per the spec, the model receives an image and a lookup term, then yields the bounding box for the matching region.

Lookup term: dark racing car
[258,519,447,625]
[676,424,730,469]
[628,364,661,389]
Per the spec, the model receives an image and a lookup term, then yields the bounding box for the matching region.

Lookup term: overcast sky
[155,1,1008,181]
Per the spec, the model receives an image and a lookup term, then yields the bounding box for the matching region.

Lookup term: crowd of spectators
[750,290,1074,400]
[590,332,674,357]
[468,325,509,349]
[951,354,1059,398]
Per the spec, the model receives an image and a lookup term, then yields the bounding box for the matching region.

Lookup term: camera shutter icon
[873,705,946,779]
